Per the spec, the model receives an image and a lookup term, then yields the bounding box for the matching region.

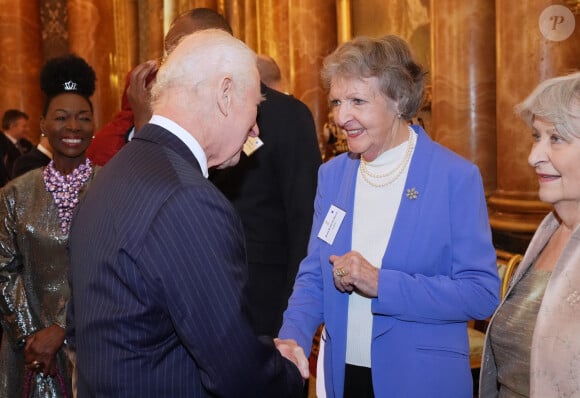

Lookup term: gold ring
[334,268,347,278]
[31,360,41,369]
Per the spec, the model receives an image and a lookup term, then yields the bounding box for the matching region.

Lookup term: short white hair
[151,29,257,107]
[515,71,580,140]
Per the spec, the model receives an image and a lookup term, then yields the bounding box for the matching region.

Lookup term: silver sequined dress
[0,167,97,398]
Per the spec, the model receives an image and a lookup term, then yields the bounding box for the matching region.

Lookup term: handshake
[274,338,310,380]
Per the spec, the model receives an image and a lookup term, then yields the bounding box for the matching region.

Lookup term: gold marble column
[138,0,164,63]
[67,0,138,129]
[289,0,337,148]
[488,1,579,240]
[225,0,336,149]
[255,1,290,92]
[222,0,243,37]
[430,0,496,193]
[0,1,44,142]
[336,0,351,44]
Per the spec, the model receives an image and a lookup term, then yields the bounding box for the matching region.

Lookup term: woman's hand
[24,324,65,376]
[274,338,310,379]
[330,251,379,297]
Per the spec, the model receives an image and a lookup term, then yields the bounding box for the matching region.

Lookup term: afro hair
[40,54,96,98]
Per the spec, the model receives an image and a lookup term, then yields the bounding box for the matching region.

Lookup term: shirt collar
[4,132,17,145]
[37,143,52,159]
[149,115,209,178]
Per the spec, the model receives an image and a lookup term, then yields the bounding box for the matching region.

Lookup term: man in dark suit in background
[67,29,308,397]
[211,84,321,337]
[12,135,52,178]
[0,109,33,186]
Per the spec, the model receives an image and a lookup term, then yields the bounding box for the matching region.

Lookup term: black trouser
[344,364,375,398]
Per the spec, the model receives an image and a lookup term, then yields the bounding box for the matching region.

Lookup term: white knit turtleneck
[345,129,416,367]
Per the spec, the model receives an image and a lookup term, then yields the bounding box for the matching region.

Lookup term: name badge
[317,205,346,245]
[243,136,264,156]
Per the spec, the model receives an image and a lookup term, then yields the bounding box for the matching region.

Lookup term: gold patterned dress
[0,167,97,398]
[488,267,552,397]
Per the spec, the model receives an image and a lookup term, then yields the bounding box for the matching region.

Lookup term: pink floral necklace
[43,158,93,234]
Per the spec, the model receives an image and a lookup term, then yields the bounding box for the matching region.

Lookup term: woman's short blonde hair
[515,71,580,140]
[321,35,426,120]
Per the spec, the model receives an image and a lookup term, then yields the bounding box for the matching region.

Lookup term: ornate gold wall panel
[431,0,497,194]
[40,0,69,59]
[0,1,44,142]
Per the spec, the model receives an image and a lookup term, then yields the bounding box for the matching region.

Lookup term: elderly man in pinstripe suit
[67,29,308,397]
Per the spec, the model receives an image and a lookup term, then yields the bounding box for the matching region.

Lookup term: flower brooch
[405,187,419,200]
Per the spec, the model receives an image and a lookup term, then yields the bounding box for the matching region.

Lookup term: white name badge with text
[317,205,346,245]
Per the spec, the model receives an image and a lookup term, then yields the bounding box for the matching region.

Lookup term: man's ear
[217,76,233,117]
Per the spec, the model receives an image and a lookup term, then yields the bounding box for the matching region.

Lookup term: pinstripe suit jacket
[67,124,303,397]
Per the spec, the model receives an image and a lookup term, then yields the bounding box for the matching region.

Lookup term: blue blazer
[279,126,499,397]
[68,124,303,397]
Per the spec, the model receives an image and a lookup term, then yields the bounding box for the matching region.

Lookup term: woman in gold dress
[480,72,580,397]
[0,54,98,397]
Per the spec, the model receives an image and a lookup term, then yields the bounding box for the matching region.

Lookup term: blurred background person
[12,134,52,178]
[278,35,499,398]
[480,71,580,398]
[257,54,284,92]
[211,63,321,338]
[0,54,98,397]
[0,109,33,186]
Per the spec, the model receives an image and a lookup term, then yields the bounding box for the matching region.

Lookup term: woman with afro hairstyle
[0,54,99,397]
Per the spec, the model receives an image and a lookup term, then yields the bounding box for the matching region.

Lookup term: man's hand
[274,338,310,379]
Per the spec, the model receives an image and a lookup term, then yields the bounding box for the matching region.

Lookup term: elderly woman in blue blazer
[277,35,500,398]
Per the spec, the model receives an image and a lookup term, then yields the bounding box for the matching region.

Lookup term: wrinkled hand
[24,324,65,376]
[274,338,310,379]
[330,251,379,297]
[127,60,158,133]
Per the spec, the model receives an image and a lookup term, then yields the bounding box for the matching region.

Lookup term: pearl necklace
[43,158,93,234]
[359,127,416,188]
